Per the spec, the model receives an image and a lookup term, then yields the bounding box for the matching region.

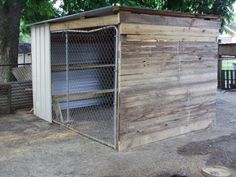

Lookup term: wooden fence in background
[0,81,32,113]
[218,43,236,90]
[220,70,236,89]
[0,84,11,113]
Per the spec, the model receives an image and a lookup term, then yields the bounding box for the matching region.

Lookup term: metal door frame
[51,26,119,149]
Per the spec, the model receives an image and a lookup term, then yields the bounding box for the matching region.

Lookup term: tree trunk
[0,0,25,83]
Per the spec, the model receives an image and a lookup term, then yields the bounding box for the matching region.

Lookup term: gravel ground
[0,91,236,177]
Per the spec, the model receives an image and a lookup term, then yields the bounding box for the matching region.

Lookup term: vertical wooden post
[234,70,236,86]
[217,59,222,89]
[221,70,225,89]
[217,41,221,89]
[8,83,11,112]
[226,70,229,89]
[230,70,233,89]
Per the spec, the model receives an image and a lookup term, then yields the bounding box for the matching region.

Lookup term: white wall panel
[31,24,52,122]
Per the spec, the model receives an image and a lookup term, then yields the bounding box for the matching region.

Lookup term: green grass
[222,59,236,70]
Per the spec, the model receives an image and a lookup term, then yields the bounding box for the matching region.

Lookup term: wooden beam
[55,89,114,102]
[119,118,213,150]
[50,14,119,31]
[52,63,115,72]
[52,98,64,122]
[124,34,217,42]
[117,6,220,21]
[119,11,221,29]
[219,43,236,56]
[119,23,219,37]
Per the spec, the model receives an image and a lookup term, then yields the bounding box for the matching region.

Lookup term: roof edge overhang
[28,5,221,27]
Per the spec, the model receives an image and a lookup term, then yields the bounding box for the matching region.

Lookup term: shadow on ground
[178,133,236,168]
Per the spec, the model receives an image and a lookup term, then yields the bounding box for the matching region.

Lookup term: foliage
[61,0,163,15]
[21,0,58,35]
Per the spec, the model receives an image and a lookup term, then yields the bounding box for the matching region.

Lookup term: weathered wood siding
[10,81,32,110]
[118,13,220,150]
[0,81,33,113]
[0,84,11,113]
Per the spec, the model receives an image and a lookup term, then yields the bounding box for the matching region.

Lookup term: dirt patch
[178,133,236,168]
[0,109,77,162]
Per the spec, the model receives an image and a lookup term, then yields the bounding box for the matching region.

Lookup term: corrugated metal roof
[29,6,116,26]
[30,5,220,26]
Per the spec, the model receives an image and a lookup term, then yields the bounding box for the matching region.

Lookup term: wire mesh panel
[51,32,67,123]
[51,26,118,147]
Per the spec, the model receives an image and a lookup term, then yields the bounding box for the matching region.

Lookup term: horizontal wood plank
[119,12,221,29]
[50,15,119,31]
[55,89,114,102]
[124,34,217,42]
[119,118,213,150]
[122,105,215,135]
[52,63,115,72]
[219,43,236,56]
[119,23,219,37]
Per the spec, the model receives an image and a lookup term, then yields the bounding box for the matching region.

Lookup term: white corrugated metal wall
[31,24,52,122]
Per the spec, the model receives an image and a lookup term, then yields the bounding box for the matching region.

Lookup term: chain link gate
[51,26,118,148]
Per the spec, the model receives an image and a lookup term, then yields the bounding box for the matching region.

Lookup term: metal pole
[113,26,119,148]
[65,31,69,121]
[23,44,26,64]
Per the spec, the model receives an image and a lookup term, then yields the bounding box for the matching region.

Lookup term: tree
[0,0,56,82]
[61,0,160,15]
[0,0,24,82]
